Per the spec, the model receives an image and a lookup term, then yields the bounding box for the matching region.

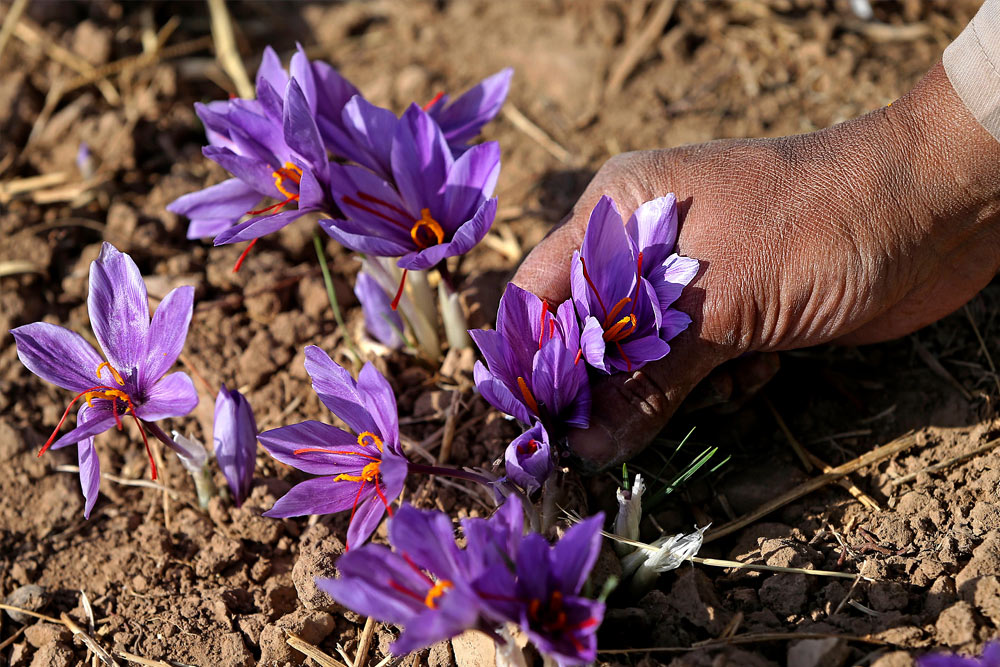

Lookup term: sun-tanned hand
[513,63,1000,472]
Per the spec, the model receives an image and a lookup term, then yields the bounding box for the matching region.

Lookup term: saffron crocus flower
[571,195,699,373]
[425,68,514,154]
[919,644,1000,667]
[214,385,258,507]
[469,283,590,435]
[318,503,491,655]
[504,422,554,494]
[258,346,407,548]
[10,243,198,517]
[321,104,499,275]
[355,270,405,349]
[477,514,605,666]
[168,64,335,263]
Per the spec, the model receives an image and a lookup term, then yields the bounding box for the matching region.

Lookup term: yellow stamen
[603,314,637,342]
[424,580,453,609]
[334,461,381,484]
[83,388,130,408]
[96,362,125,386]
[516,376,540,415]
[410,208,445,250]
[272,162,303,199]
[357,431,383,451]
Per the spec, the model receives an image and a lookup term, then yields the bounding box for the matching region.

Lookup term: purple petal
[202,146,281,198]
[312,59,360,122]
[88,243,149,377]
[346,492,388,549]
[625,194,678,267]
[167,179,261,238]
[355,271,405,349]
[319,545,427,624]
[579,316,608,373]
[552,513,604,594]
[214,385,258,507]
[390,591,483,656]
[213,207,309,245]
[391,104,453,211]
[340,95,397,178]
[473,361,533,424]
[303,346,379,435]
[258,420,373,474]
[609,334,670,374]
[655,254,700,311]
[289,44,317,111]
[133,371,198,421]
[11,322,104,392]
[283,78,326,172]
[579,197,636,318]
[388,504,464,580]
[357,362,400,451]
[141,286,193,387]
[432,68,513,146]
[533,338,590,428]
[320,218,412,258]
[661,308,692,341]
[440,142,499,226]
[186,217,241,240]
[48,405,116,451]
[77,406,103,519]
[255,45,288,94]
[514,533,552,599]
[570,250,592,322]
[263,476,369,518]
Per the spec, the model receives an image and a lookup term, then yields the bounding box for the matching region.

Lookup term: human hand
[513,63,1000,471]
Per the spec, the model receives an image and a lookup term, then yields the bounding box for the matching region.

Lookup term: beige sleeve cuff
[945,0,1000,141]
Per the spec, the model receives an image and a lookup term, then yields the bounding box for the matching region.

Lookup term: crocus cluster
[321,497,605,665]
[471,194,698,493]
[168,44,511,353]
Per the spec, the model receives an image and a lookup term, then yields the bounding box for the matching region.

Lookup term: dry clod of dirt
[935,600,979,646]
[664,569,732,635]
[870,651,916,667]
[451,629,497,667]
[758,572,809,617]
[23,622,71,649]
[27,642,74,667]
[291,532,345,612]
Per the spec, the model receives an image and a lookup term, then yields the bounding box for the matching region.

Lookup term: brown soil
[2,1,998,666]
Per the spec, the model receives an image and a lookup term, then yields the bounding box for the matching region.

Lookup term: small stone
[3,585,50,624]
[870,651,915,667]
[935,601,977,646]
[276,608,336,644]
[427,639,456,667]
[787,637,849,667]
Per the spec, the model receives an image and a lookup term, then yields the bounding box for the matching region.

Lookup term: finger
[680,352,780,414]
[565,332,735,474]
[510,211,587,305]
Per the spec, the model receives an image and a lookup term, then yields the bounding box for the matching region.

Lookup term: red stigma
[538,301,549,349]
[422,91,445,111]
[391,269,408,311]
[232,238,259,273]
[579,258,608,320]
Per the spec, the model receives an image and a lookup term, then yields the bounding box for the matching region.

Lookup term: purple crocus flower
[10,243,198,517]
[469,283,590,435]
[320,104,499,275]
[571,195,699,374]
[168,51,336,262]
[425,68,514,154]
[318,503,491,654]
[214,384,258,507]
[920,644,1000,667]
[355,270,405,349]
[258,346,407,548]
[504,422,554,494]
[476,514,605,666]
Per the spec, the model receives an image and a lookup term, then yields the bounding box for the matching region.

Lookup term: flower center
[529,590,568,633]
[517,439,540,457]
[234,162,305,273]
[602,313,637,342]
[423,579,453,609]
[410,209,445,250]
[334,460,381,484]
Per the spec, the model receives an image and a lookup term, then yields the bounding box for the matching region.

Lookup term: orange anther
[356,431,384,451]
[272,162,302,200]
[410,209,445,250]
[96,362,125,386]
[424,580,453,608]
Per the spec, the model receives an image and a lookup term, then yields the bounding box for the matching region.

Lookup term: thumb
[565,326,735,474]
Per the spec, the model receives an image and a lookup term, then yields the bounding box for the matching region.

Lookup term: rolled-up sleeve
[944,0,1000,140]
